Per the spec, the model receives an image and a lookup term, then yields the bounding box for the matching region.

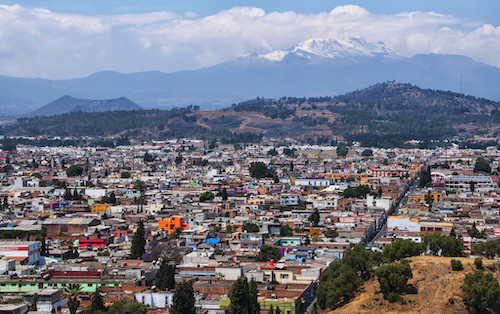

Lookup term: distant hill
[24,96,142,117]
[4,83,499,145]
[1,37,500,115]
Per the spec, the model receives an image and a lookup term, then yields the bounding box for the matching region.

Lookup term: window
[280,274,289,279]
[88,284,92,287]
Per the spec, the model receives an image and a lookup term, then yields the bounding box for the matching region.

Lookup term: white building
[387,217,421,233]
[280,194,300,206]
[0,241,41,265]
[294,178,331,187]
[366,195,391,212]
[444,176,496,192]
[135,291,173,309]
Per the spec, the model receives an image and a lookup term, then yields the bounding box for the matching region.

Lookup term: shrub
[474,258,483,270]
[451,259,463,271]
[448,297,454,304]
[386,292,401,303]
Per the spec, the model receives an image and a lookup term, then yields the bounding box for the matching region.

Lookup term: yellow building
[91,204,110,213]
[408,191,442,203]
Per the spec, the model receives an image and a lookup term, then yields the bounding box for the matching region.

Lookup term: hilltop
[3,83,499,144]
[327,256,499,314]
[24,95,142,117]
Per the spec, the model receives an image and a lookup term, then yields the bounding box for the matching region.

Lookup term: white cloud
[0,4,499,78]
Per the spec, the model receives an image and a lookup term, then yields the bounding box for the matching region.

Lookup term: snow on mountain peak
[254,37,398,62]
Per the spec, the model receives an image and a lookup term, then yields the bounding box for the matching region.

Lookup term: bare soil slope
[327,256,499,314]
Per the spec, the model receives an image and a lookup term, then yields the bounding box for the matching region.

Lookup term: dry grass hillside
[326,256,499,314]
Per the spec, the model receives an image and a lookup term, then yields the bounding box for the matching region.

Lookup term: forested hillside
[3,82,499,146]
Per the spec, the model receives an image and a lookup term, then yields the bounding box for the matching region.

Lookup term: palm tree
[63,283,82,314]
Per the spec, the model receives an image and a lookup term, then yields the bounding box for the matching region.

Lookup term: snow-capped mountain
[1,37,500,115]
[246,37,400,62]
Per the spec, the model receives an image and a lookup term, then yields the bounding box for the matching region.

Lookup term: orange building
[91,204,110,213]
[158,216,188,234]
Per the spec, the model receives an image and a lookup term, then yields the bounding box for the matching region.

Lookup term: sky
[0,0,499,79]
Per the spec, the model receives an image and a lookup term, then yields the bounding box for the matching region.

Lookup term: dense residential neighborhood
[0,139,497,313]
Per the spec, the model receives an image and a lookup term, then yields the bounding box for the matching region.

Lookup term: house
[42,218,100,237]
[24,289,65,312]
[158,216,188,235]
[280,194,300,206]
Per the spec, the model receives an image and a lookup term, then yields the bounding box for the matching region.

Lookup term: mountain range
[24,96,142,117]
[1,37,500,116]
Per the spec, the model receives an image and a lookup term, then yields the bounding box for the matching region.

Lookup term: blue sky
[3,0,499,23]
[0,1,498,78]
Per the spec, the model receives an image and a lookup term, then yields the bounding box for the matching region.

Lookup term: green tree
[343,245,373,279]
[268,305,274,314]
[130,221,146,259]
[325,229,338,239]
[66,165,83,177]
[242,223,259,233]
[220,188,228,201]
[474,258,483,270]
[40,235,48,257]
[249,162,275,179]
[256,245,281,262]
[472,239,500,259]
[450,259,463,271]
[283,148,295,157]
[248,279,260,314]
[31,293,38,311]
[228,277,260,314]
[175,154,183,165]
[120,171,131,178]
[473,158,491,173]
[268,148,278,156]
[342,185,371,199]
[133,180,146,192]
[421,233,463,257]
[280,225,293,236]
[317,260,363,309]
[361,149,373,157]
[171,281,196,314]
[170,227,182,239]
[72,189,80,201]
[376,260,413,300]
[64,188,73,200]
[418,165,432,187]
[308,209,320,226]
[88,288,106,313]
[229,277,248,314]
[336,145,349,157]
[461,271,500,314]
[108,300,148,314]
[467,221,486,239]
[383,238,422,262]
[449,227,456,237]
[199,191,215,202]
[63,283,82,314]
[143,152,155,162]
[155,259,176,291]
